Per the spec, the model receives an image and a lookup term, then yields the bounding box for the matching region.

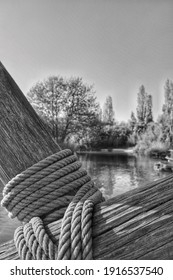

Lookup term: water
[78,153,171,199]
[0,180,21,245]
[0,153,171,244]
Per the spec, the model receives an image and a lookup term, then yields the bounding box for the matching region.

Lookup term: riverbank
[77,148,135,156]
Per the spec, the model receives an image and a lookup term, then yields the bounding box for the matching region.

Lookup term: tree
[136,85,146,124]
[136,85,153,132]
[158,79,173,146]
[27,76,65,140]
[163,79,173,112]
[162,79,173,122]
[102,96,115,124]
[145,94,153,124]
[129,111,137,131]
[27,76,99,143]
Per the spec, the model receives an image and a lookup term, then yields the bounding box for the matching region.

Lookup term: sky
[0,0,173,121]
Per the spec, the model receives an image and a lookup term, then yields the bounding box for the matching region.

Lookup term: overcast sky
[1,0,173,121]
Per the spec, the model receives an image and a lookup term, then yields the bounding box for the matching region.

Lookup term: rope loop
[1,149,105,260]
[1,149,90,224]
[57,183,104,260]
[14,217,58,260]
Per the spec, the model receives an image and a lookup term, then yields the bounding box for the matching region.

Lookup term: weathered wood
[0,61,60,183]
[0,61,173,260]
[1,176,173,259]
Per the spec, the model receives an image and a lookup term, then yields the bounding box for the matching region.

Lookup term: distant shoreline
[76,148,134,156]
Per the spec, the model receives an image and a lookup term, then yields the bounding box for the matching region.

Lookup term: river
[78,153,171,199]
[0,153,171,244]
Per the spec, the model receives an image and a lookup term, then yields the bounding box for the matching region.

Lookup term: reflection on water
[0,154,171,244]
[78,153,172,199]
[0,180,21,244]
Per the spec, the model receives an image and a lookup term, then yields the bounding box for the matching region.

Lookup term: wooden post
[0,62,173,260]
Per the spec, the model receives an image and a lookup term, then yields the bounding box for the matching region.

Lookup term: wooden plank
[0,61,173,260]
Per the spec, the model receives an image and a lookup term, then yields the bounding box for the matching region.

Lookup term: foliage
[27,76,99,143]
[134,122,169,155]
[129,111,137,131]
[158,79,173,146]
[102,96,115,124]
[136,85,153,130]
[87,122,132,149]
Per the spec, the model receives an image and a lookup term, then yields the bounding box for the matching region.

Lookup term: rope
[1,149,90,224]
[1,149,105,260]
[58,183,104,260]
[14,184,104,260]
[3,149,72,196]
[14,217,57,260]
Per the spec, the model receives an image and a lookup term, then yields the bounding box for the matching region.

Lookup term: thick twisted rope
[14,217,57,260]
[1,149,91,224]
[58,183,104,259]
[1,149,105,260]
[14,184,104,260]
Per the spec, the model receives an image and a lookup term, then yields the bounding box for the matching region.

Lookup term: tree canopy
[102,96,115,124]
[136,85,153,127]
[27,76,99,143]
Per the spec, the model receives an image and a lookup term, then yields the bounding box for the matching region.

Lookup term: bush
[147,141,169,156]
[134,122,169,156]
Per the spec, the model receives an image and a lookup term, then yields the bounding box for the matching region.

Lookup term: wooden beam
[0,61,60,183]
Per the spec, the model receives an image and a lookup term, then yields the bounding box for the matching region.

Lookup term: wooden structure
[0,62,173,259]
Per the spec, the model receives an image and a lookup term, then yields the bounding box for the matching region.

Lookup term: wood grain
[1,175,173,259]
[0,61,60,183]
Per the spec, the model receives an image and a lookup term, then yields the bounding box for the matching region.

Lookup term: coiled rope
[58,183,104,259]
[14,217,57,260]
[1,149,104,260]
